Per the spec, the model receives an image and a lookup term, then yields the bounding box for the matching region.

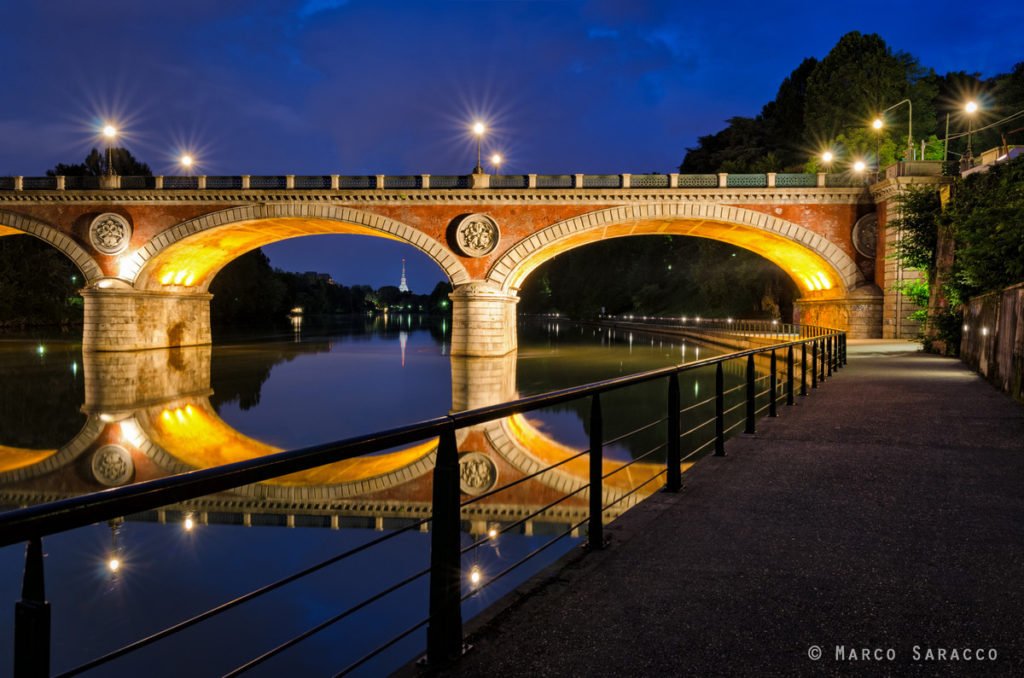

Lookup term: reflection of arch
[0,417,104,483]
[486,203,864,297]
[135,398,439,501]
[121,204,470,290]
[0,208,102,280]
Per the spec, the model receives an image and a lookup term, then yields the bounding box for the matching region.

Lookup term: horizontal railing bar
[460,449,589,508]
[601,443,666,480]
[57,514,432,674]
[723,401,745,416]
[461,517,588,603]
[681,436,718,462]
[722,383,746,397]
[335,617,430,677]
[225,566,431,677]
[723,419,745,436]
[603,416,667,447]
[0,333,842,546]
[681,416,716,439]
[602,468,668,512]
[680,393,717,413]
[460,485,589,555]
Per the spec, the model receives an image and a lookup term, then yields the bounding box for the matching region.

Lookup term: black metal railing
[0,325,846,676]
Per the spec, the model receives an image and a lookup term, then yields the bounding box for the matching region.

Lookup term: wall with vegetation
[961,283,1024,402]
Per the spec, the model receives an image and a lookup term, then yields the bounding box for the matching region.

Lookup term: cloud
[298,0,349,20]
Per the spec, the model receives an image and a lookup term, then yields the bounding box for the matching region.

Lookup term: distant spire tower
[398,258,409,293]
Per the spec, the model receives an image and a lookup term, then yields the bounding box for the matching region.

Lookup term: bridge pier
[82,286,211,352]
[448,282,519,357]
[793,285,883,339]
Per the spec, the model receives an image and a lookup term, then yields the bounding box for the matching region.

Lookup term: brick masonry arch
[0,208,103,281]
[485,202,865,296]
[122,203,470,291]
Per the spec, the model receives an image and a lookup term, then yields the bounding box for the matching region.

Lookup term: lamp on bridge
[180,154,195,176]
[820,150,834,173]
[471,121,486,174]
[102,124,118,176]
[852,159,867,177]
[964,100,979,167]
[490,152,503,174]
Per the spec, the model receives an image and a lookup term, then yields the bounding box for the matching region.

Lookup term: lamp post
[964,100,979,167]
[875,99,913,160]
[489,152,502,174]
[102,124,117,176]
[471,121,485,174]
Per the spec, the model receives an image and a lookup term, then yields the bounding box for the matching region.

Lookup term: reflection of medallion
[453,214,500,257]
[852,213,878,259]
[89,213,132,255]
[459,451,498,495]
[91,444,134,486]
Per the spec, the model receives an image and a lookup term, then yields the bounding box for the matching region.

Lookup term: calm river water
[0,317,751,676]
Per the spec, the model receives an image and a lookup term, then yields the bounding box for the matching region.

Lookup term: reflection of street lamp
[489,152,502,174]
[471,121,485,174]
[964,100,979,166]
[102,124,117,176]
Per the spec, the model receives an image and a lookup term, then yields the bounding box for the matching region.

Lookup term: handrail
[3,325,847,676]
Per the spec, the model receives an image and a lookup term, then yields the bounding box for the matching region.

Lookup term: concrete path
[439,341,1024,677]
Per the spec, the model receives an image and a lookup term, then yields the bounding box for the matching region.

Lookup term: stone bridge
[0,167,943,351]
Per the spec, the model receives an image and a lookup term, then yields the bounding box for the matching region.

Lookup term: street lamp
[852,159,867,174]
[964,100,979,166]
[821,150,834,173]
[180,154,194,175]
[102,124,117,176]
[471,121,485,174]
[489,152,502,174]
[876,99,913,160]
[871,117,883,178]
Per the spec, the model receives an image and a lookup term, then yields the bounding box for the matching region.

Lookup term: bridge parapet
[0,171,871,193]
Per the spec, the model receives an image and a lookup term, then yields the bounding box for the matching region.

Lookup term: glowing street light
[101,124,118,176]
[489,152,503,174]
[821,150,834,173]
[107,557,121,572]
[964,100,979,165]
[471,121,486,174]
[852,159,867,173]
[872,118,883,130]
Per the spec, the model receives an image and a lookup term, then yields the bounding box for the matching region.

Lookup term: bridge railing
[0,172,873,192]
[0,325,846,676]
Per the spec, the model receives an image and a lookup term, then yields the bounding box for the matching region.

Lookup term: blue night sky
[1,0,1020,292]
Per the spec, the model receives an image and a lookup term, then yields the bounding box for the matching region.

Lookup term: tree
[47,147,152,177]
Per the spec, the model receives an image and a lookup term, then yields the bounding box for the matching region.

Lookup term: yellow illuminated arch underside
[503,218,844,299]
[0,446,58,473]
[135,218,412,292]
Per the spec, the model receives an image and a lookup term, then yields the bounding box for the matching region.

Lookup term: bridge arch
[123,203,471,291]
[0,209,103,281]
[486,203,864,299]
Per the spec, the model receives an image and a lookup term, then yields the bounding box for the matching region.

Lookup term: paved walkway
[439,342,1024,676]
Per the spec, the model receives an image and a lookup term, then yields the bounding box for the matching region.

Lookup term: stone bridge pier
[82,284,211,352]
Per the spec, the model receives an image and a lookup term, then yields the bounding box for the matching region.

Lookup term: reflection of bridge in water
[0,343,672,535]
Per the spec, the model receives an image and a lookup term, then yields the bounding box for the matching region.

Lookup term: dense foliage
[0,236,83,328]
[680,32,1024,173]
[519,237,797,320]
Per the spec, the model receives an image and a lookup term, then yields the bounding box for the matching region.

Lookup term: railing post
[825,337,832,378]
[745,354,756,434]
[786,345,795,406]
[666,374,681,492]
[426,426,463,665]
[715,363,725,456]
[800,342,808,396]
[811,340,818,389]
[588,394,604,549]
[14,536,49,678]
[819,339,826,383]
[842,334,848,366]
[769,349,778,417]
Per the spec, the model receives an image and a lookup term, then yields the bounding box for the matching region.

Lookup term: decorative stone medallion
[89,212,132,255]
[91,445,134,487]
[852,213,878,259]
[453,213,500,258]
[458,451,498,495]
